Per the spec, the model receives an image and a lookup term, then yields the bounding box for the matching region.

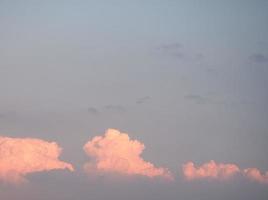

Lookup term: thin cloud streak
[249,53,268,63]
[136,96,151,104]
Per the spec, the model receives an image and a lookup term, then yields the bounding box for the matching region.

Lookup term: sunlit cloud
[244,168,268,184]
[182,160,268,185]
[0,136,74,184]
[83,129,173,180]
[182,160,240,180]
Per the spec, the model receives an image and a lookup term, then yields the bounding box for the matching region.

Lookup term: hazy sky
[1,0,268,200]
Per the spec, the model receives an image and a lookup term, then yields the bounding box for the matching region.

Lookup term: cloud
[159,43,183,51]
[182,160,240,180]
[104,105,126,113]
[83,129,173,180]
[182,161,268,185]
[136,96,150,104]
[184,94,207,104]
[87,105,126,115]
[87,107,99,115]
[157,43,204,62]
[244,168,268,184]
[249,53,268,63]
[0,136,74,184]
[157,43,184,58]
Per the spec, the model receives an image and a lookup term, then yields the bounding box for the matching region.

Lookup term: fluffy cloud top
[83,129,172,180]
[244,168,268,184]
[183,160,268,185]
[182,160,240,180]
[0,136,74,184]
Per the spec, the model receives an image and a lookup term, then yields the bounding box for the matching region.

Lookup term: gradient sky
[1,0,268,199]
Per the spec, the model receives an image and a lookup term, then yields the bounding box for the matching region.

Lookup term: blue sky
[0,1,268,199]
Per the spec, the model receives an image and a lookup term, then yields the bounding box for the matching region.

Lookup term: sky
[0,0,268,199]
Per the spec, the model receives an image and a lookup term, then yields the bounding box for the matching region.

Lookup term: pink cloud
[0,136,74,184]
[83,129,173,180]
[182,160,240,180]
[244,168,268,184]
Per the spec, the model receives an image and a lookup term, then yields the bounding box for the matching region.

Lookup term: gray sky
[0,0,268,199]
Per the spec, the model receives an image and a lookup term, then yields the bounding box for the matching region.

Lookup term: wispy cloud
[249,53,268,63]
[157,43,184,58]
[83,129,173,180]
[87,104,126,116]
[159,43,183,51]
[136,96,151,104]
[184,94,207,104]
[156,42,204,62]
[87,107,99,115]
[103,105,126,113]
[0,136,74,184]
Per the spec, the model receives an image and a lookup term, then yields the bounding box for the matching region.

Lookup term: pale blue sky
[0,1,268,199]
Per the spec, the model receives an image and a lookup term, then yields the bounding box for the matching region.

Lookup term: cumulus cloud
[182,161,268,185]
[0,136,74,184]
[182,160,240,180]
[83,129,173,180]
[244,168,268,184]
